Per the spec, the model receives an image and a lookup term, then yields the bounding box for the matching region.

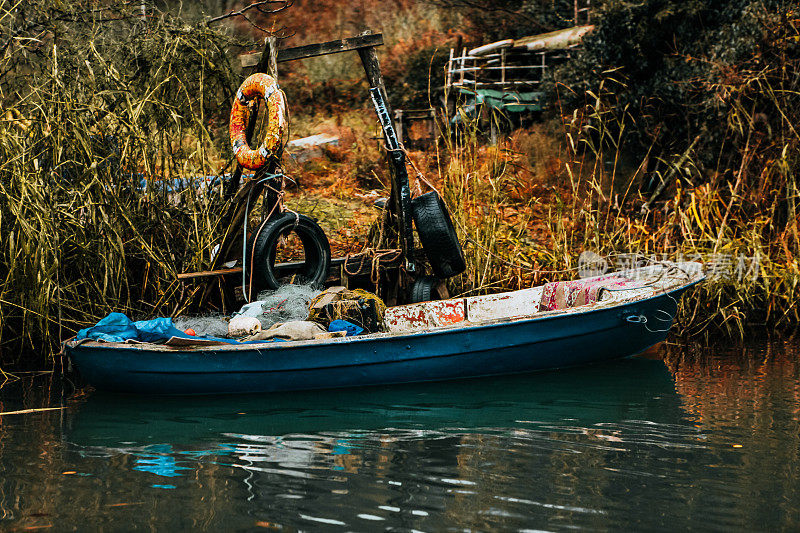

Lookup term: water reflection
[2,344,800,531]
[66,357,681,446]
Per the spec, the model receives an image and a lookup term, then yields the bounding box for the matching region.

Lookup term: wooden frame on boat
[179,31,424,313]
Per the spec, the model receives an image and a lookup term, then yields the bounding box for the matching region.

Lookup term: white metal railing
[446,50,577,91]
[445,0,591,94]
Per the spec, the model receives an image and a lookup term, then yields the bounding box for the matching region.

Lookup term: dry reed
[434,15,799,339]
[0,2,244,366]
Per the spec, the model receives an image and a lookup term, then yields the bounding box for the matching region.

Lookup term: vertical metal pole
[446,48,455,122]
[501,49,506,87]
[446,48,453,89]
[541,51,546,84]
[394,109,404,147]
[459,48,466,86]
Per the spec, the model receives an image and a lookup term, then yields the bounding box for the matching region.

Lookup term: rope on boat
[624,291,682,333]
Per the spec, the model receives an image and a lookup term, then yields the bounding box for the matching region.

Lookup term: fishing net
[173,284,322,336]
[173,314,229,338]
[254,284,322,329]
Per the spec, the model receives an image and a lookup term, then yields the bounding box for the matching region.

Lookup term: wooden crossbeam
[177,267,243,280]
[241,34,384,67]
[178,252,404,283]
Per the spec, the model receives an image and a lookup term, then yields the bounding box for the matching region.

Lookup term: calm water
[1,340,799,531]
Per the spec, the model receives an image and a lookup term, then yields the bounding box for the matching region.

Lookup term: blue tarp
[328,319,364,337]
[76,313,253,345]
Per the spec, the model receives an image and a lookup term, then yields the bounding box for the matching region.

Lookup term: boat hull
[67,285,694,395]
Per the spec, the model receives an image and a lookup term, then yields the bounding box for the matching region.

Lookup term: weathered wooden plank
[178,267,244,280]
[277,33,383,63]
[242,34,384,66]
[181,252,403,283]
[273,252,403,278]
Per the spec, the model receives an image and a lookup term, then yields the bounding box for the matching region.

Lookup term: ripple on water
[1,346,800,531]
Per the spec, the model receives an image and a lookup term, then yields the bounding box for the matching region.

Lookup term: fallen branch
[0,406,67,416]
[207,1,292,28]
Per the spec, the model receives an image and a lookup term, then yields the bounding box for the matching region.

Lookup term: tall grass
[0,3,242,366]
[435,17,800,338]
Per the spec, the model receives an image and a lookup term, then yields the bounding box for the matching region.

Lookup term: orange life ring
[229,73,286,170]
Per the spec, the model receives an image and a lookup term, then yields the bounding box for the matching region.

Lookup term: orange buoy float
[229,73,286,170]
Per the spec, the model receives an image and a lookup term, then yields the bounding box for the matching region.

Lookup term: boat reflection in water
[66,357,687,477]
[32,347,800,531]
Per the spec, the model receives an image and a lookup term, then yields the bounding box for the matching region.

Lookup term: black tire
[409,276,446,303]
[251,212,331,291]
[411,191,466,278]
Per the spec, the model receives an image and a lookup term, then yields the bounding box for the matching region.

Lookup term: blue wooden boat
[65,262,703,395]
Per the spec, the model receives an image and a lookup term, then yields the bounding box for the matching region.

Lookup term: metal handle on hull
[624,314,648,324]
[624,311,676,333]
